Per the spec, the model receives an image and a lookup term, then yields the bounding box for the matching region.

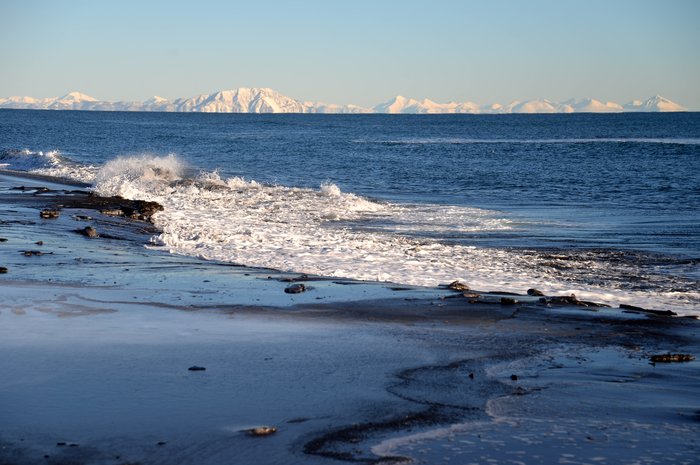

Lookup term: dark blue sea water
[1,109,699,312]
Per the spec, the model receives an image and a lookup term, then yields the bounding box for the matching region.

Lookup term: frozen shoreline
[1,171,699,464]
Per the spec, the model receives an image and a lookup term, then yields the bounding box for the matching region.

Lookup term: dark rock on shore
[78,226,99,238]
[446,281,470,291]
[245,426,278,436]
[285,283,306,294]
[527,288,545,296]
[620,304,646,311]
[488,290,523,296]
[100,209,124,217]
[21,250,49,256]
[40,191,164,223]
[620,304,677,317]
[650,353,695,363]
[118,200,164,221]
[540,294,599,308]
[501,297,518,305]
[40,209,60,219]
[0,238,7,242]
[0,267,7,273]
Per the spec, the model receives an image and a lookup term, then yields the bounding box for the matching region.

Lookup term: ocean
[1,109,699,314]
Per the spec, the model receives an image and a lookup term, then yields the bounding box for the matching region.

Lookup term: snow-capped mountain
[0,89,690,114]
[303,101,372,114]
[566,98,624,113]
[373,96,482,114]
[175,88,307,113]
[623,95,687,112]
[502,99,573,114]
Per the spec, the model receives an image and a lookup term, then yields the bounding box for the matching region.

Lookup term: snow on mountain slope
[567,98,623,113]
[0,89,690,113]
[372,96,482,114]
[304,101,372,113]
[174,88,307,113]
[623,95,687,112]
[505,99,574,114]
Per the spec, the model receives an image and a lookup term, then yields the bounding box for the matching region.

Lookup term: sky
[1,0,699,108]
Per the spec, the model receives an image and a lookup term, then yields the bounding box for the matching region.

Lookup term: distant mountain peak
[58,91,97,102]
[0,89,690,114]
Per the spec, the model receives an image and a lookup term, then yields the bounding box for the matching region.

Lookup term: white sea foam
[0,149,97,182]
[89,154,699,316]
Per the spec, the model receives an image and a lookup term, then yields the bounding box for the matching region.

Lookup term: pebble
[284,283,306,294]
[246,426,277,436]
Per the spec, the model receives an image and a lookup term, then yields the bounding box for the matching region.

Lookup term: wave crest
[93,154,187,198]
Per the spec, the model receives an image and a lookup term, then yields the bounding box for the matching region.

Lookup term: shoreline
[1,170,699,464]
[0,169,690,317]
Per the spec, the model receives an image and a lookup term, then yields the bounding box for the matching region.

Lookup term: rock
[650,353,695,363]
[246,426,277,436]
[447,280,470,291]
[40,209,60,219]
[121,200,164,221]
[21,250,45,256]
[0,267,7,273]
[539,294,585,306]
[135,200,164,220]
[488,291,523,296]
[188,366,206,371]
[510,374,518,381]
[284,283,306,294]
[0,238,8,242]
[35,240,44,245]
[527,288,545,296]
[620,304,646,311]
[100,209,124,217]
[501,297,518,305]
[78,226,99,238]
[620,304,676,316]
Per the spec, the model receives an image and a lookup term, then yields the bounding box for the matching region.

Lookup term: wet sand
[1,171,699,465]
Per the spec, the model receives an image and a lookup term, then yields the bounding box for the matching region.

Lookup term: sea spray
[93,154,187,199]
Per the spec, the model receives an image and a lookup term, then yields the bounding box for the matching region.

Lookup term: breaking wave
[3,150,697,314]
[88,154,698,314]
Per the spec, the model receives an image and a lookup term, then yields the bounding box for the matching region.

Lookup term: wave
[88,154,698,315]
[353,137,700,146]
[0,148,97,181]
[3,150,696,314]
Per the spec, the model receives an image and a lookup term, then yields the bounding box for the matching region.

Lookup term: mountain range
[0,88,688,114]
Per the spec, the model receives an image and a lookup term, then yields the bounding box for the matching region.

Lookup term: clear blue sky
[1,0,699,108]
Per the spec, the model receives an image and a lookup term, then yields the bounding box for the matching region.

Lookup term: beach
[1,170,698,465]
